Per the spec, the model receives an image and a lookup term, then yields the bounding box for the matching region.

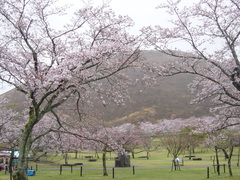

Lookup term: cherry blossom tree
[142,0,240,130]
[138,122,161,158]
[180,126,206,159]
[0,0,143,179]
[91,129,116,176]
[56,132,84,164]
[79,126,119,176]
[204,129,239,176]
[73,122,141,176]
[89,123,138,175]
[109,123,141,158]
[160,133,188,170]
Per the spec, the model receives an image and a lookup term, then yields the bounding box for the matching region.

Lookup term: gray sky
[110,0,162,33]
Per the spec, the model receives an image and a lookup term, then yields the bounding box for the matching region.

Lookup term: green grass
[1,148,240,180]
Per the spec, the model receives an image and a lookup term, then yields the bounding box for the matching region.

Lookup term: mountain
[94,51,212,125]
[1,51,212,126]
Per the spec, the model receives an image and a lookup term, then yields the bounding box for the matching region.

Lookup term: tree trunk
[171,156,179,171]
[167,150,170,157]
[64,152,68,164]
[102,148,108,176]
[237,147,240,166]
[9,149,15,180]
[227,145,234,176]
[222,149,229,159]
[172,158,177,171]
[189,148,192,160]
[131,151,135,159]
[15,125,33,180]
[95,150,99,159]
[75,151,78,159]
[174,160,177,170]
[215,146,220,176]
[14,108,37,180]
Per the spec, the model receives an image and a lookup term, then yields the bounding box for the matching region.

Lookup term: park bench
[60,163,83,175]
[88,159,97,162]
[192,157,202,160]
[138,156,148,158]
[184,155,196,158]
[75,163,83,165]
[84,156,93,158]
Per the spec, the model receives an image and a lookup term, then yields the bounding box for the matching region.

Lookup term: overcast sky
[110,0,162,33]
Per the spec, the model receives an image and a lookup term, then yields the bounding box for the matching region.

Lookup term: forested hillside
[1,51,212,126]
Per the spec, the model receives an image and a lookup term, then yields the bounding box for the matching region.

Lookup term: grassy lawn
[1,148,240,180]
